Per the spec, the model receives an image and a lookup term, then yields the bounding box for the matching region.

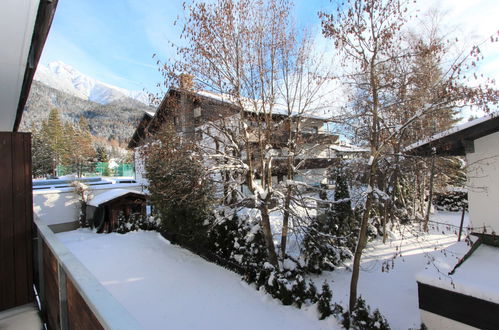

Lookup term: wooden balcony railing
[34,220,142,330]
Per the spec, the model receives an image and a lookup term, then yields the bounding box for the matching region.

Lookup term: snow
[329,144,369,153]
[195,89,330,120]
[87,188,144,207]
[416,244,499,304]
[311,211,472,330]
[56,230,338,330]
[404,111,499,152]
[53,207,475,330]
[34,61,149,105]
[144,110,156,118]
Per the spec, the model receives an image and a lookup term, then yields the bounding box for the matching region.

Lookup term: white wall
[420,310,479,330]
[33,183,143,225]
[466,131,499,234]
[134,148,147,185]
[0,0,40,130]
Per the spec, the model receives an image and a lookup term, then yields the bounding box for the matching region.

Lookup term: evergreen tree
[31,125,53,178]
[65,117,96,177]
[41,108,67,176]
[318,281,333,320]
[96,146,109,162]
[143,124,214,251]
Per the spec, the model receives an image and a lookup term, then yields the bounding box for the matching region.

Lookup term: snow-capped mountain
[34,61,149,105]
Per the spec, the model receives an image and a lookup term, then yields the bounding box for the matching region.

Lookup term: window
[173,116,179,125]
[194,107,202,118]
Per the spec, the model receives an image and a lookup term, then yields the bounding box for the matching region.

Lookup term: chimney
[179,73,194,90]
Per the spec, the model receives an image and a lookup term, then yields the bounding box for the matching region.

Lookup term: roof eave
[13,0,59,132]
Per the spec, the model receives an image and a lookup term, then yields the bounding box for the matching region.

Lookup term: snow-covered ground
[57,230,338,330]
[56,210,470,330]
[314,211,470,330]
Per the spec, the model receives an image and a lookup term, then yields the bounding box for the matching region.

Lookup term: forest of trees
[32,108,96,178]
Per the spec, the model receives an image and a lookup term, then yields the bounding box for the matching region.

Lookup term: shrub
[318,281,333,320]
[115,212,159,234]
[342,297,390,330]
[143,124,214,251]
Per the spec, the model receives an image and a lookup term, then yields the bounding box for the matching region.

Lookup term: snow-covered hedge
[433,191,468,212]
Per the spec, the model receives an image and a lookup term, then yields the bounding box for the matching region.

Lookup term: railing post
[58,264,69,330]
[37,229,45,313]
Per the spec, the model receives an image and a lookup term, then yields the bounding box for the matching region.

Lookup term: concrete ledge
[48,221,80,233]
[0,303,43,330]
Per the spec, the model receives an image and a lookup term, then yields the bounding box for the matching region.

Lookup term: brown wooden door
[0,132,34,311]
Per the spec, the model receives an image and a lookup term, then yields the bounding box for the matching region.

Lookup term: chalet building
[407,112,499,329]
[128,80,364,188]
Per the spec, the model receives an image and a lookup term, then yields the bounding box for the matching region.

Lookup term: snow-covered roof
[88,189,145,207]
[416,244,499,304]
[144,110,155,118]
[329,143,369,153]
[405,112,499,156]
[195,90,331,121]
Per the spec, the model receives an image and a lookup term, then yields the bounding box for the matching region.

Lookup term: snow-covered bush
[208,208,268,278]
[341,297,390,330]
[208,208,324,309]
[317,281,333,319]
[433,191,468,212]
[301,167,357,273]
[115,212,159,234]
[301,217,354,273]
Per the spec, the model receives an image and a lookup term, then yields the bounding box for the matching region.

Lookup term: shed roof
[88,189,145,207]
[405,112,499,156]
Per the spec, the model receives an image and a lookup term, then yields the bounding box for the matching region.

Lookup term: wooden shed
[86,189,146,233]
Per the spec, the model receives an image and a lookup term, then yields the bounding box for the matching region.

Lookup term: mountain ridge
[34,61,150,105]
[21,80,155,145]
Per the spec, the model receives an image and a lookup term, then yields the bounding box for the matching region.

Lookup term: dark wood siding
[0,132,34,311]
[43,241,60,330]
[418,282,499,329]
[67,279,104,330]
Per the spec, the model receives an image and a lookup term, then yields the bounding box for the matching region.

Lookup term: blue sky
[40,0,498,96]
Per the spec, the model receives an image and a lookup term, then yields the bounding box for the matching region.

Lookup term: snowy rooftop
[405,112,499,156]
[144,110,155,118]
[195,89,333,121]
[329,143,369,153]
[87,189,145,207]
[416,244,499,304]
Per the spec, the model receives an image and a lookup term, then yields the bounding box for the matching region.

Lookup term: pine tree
[318,281,333,320]
[42,108,67,176]
[31,124,53,178]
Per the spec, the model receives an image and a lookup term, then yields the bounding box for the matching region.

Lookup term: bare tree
[320,0,498,312]
[157,0,336,265]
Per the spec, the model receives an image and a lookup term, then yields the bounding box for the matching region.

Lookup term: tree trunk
[280,187,292,257]
[349,190,373,311]
[260,202,279,266]
[424,153,436,231]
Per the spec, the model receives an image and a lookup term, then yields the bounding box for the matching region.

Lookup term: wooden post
[58,264,68,330]
[37,230,46,318]
[424,148,436,232]
[458,207,466,242]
